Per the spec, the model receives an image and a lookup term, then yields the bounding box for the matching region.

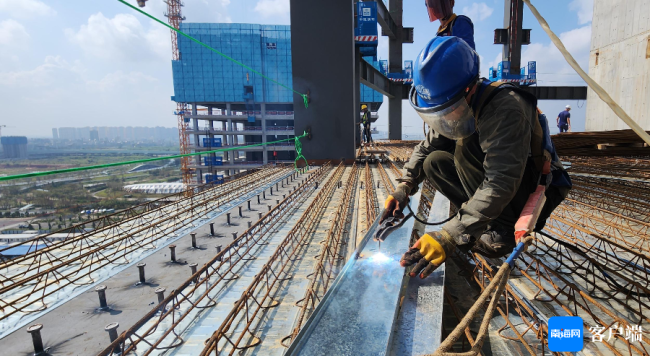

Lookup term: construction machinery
[139,0,192,189]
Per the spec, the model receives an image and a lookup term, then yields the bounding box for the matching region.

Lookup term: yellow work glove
[380,183,411,223]
[400,230,456,279]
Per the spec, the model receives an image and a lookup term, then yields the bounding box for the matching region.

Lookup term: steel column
[291,0,356,160]
[388,0,403,140]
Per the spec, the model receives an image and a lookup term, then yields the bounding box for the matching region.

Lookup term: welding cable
[117,0,310,109]
[536,231,650,298]
[405,203,455,226]
[523,0,650,146]
[0,132,309,182]
[427,235,533,356]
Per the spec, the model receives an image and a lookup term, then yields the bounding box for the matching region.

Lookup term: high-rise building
[1,136,28,159]
[58,127,77,140]
[171,23,383,185]
[52,128,59,140]
[90,130,99,141]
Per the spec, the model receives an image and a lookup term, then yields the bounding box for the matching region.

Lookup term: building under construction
[173,24,383,184]
[2,0,650,355]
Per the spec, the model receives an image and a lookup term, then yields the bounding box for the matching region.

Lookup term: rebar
[200,163,346,355]
[96,164,332,356]
[284,163,359,345]
[0,166,293,332]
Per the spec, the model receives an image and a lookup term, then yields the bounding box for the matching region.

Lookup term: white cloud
[0,20,30,49]
[462,2,494,22]
[65,13,170,63]
[87,71,157,92]
[0,56,83,87]
[0,0,56,19]
[0,56,177,136]
[254,0,290,18]
[521,25,592,86]
[569,0,594,25]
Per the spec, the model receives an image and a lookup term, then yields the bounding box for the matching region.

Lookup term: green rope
[294,131,309,171]
[0,133,308,182]
[117,0,309,108]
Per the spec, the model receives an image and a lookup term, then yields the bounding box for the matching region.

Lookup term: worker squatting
[379,0,572,280]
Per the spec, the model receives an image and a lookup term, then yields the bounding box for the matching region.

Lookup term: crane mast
[165,0,192,189]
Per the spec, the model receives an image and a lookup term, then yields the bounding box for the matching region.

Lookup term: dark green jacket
[399,88,564,238]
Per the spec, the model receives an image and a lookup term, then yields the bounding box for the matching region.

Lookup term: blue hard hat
[413,36,479,108]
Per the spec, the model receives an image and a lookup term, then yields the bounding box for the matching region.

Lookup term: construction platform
[1,136,650,355]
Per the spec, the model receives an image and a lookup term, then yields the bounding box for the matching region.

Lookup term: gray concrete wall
[290,0,356,160]
[586,0,650,131]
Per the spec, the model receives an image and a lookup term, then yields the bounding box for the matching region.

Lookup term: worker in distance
[380,36,572,279]
[426,0,475,50]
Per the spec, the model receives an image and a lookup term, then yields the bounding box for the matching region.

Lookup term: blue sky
[0,0,593,137]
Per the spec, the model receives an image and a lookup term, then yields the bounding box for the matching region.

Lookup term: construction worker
[557,105,571,133]
[426,0,475,50]
[382,36,571,279]
[361,104,373,144]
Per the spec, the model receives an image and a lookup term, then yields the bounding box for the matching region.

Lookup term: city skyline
[52,125,179,141]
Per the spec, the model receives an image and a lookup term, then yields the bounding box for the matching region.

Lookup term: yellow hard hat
[361,104,368,110]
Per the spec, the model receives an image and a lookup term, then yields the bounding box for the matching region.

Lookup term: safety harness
[471,80,556,244]
[473,81,552,175]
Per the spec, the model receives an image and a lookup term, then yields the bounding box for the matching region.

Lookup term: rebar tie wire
[117,0,310,109]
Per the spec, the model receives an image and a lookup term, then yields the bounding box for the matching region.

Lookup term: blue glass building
[172,23,383,104]
[171,24,382,184]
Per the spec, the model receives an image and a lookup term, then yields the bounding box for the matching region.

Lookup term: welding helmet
[425,0,454,22]
[410,36,480,140]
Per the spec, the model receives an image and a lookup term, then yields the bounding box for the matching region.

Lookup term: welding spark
[369,252,390,264]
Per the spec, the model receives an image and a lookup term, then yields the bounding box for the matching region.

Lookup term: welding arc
[405,204,454,226]
[117,0,310,108]
[0,132,308,182]
[536,231,650,298]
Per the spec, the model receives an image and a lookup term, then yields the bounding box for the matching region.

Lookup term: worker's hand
[380,183,411,223]
[400,230,456,279]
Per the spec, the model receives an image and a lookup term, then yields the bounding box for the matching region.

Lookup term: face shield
[409,86,476,140]
[425,0,454,22]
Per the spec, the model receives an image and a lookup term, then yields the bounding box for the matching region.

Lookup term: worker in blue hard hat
[426,0,475,50]
[381,36,571,279]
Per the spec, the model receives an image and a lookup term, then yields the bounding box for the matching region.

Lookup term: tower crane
[0,125,15,137]
[138,0,192,190]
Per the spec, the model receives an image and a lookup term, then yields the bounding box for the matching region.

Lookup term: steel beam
[359,58,394,99]
[520,86,587,100]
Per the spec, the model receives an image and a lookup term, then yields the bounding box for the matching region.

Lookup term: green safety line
[293,135,308,171]
[0,132,309,182]
[117,0,310,108]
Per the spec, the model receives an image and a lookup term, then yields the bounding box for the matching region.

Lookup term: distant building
[1,136,28,159]
[53,126,179,142]
[58,127,76,140]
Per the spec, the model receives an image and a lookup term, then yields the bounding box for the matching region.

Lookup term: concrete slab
[1,170,302,356]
